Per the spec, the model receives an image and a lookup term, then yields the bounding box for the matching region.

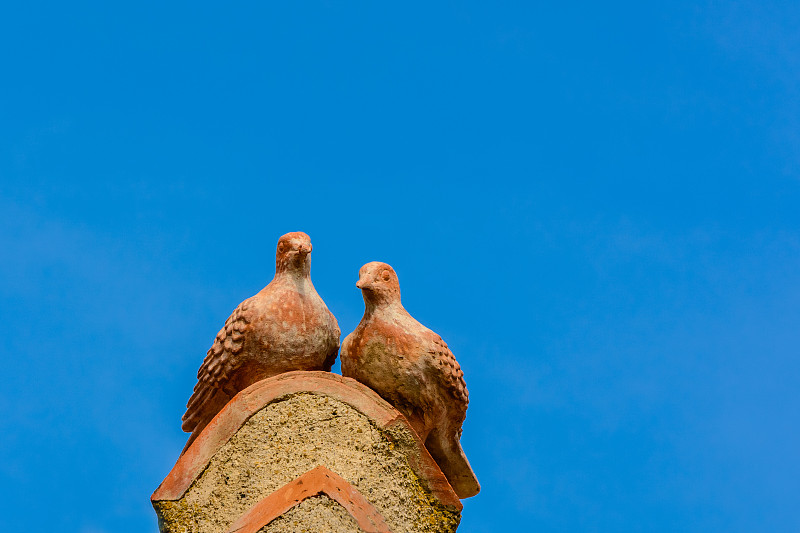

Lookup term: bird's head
[356,261,401,307]
[275,231,312,275]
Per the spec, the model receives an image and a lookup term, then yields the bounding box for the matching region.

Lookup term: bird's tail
[180,386,232,455]
[426,426,481,499]
[181,427,202,455]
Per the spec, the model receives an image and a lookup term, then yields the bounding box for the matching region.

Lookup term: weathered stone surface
[153,372,461,533]
[342,262,480,498]
[181,232,340,452]
[258,495,362,533]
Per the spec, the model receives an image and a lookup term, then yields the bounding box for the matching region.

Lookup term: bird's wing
[424,333,480,498]
[181,297,255,433]
[321,307,341,371]
[426,333,469,421]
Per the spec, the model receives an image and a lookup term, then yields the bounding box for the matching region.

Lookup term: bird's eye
[381,270,391,282]
[278,242,286,253]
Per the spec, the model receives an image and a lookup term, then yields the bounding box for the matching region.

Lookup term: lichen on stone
[155,392,460,533]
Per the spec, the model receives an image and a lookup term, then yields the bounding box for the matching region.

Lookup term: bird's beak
[356,278,365,289]
[298,243,311,255]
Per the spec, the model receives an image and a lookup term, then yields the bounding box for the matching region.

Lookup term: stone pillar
[152,371,463,532]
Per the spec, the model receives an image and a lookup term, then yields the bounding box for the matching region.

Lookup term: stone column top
[152,370,462,510]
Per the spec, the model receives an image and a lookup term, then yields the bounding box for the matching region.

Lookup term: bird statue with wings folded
[181,232,340,453]
[341,261,480,498]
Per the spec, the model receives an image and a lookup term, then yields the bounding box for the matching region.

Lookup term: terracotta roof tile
[225,465,393,533]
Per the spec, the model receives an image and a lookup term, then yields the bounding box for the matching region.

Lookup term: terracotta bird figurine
[181,232,340,453]
[341,262,480,498]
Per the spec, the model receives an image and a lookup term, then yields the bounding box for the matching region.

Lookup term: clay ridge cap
[225,465,393,533]
[151,371,462,509]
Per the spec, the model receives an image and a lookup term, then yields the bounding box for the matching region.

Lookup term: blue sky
[1,2,799,531]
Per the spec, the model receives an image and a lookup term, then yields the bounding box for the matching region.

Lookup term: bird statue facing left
[341,261,480,498]
[180,231,340,453]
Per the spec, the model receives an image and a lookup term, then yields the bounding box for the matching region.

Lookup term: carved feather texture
[428,334,469,414]
[182,298,253,433]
